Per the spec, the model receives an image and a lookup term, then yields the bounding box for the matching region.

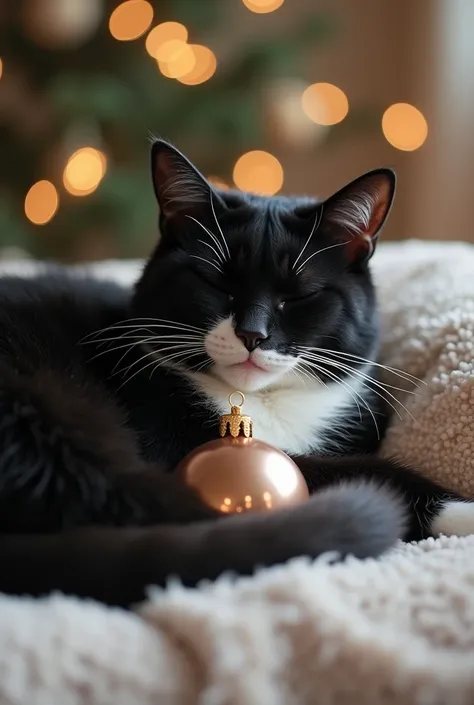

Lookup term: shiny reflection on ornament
[263,455,299,497]
[233,150,284,196]
[302,83,349,126]
[242,0,285,13]
[177,45,217,85]
[158,41,196,79]
[63,147,107,197]
[382,103,428,151]
[109,0,153,41]
[145,22,188,58]
[24,180,59,225]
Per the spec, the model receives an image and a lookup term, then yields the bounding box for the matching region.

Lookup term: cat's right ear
[151,140,218,223]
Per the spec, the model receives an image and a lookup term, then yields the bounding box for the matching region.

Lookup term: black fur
[0,141,463,607]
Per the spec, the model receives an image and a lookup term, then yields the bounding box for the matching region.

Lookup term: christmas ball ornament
[22,0,103,49]
[178,392,309,514]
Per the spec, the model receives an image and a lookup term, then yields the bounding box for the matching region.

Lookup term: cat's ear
[322,168,396,261]
[150,139,217,221]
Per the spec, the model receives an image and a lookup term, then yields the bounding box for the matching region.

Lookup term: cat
[0,139,471,607]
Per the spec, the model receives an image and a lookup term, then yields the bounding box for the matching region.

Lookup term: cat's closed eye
[280,290,323,310]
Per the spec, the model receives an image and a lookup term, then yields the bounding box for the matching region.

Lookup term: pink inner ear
[344,232,373,262]
[366,198,389,238]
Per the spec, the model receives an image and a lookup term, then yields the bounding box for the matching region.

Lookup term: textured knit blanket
[1,240,473,705]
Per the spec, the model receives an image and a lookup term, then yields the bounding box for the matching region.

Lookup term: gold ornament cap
[219,391,253,438]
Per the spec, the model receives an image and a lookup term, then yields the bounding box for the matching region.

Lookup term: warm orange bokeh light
[63,148,107,197]
[145,22,188,58]
[301,83,349,126]
[0,58,3,80]
[382,103,428,151]
[157,40,196,79]
[177,45,217,85]
[109,0,153,41]
[208,175,229,190]
[24,180,59,225]
[242,0,285,13]
[233,150,284,196]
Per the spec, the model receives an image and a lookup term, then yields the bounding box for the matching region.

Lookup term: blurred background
[0,0,473,262]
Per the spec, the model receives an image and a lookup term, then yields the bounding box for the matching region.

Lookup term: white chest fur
[186,372,360,456]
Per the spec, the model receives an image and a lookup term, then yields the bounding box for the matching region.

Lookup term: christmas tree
[0,0,371,262]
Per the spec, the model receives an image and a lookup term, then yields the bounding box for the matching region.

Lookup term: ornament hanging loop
[228,391,245,409]
[220,390,253,438]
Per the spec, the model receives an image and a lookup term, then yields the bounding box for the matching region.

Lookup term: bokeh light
[63,147,107,197]
[233,150,284,196]
[145,22,188,58]
[208,175,229,190]
[382,103,428,151]
[157,40,196,79]
[242,0,285,13]
[177,45,217,85]
[109,0,153,41]
[24,180,59,225]
[301,83,349,126]
[0,58,3,80]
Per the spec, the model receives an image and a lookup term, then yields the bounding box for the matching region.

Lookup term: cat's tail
[0,480,406,606]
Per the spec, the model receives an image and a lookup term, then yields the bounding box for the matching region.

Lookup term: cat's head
[132,140,395,393]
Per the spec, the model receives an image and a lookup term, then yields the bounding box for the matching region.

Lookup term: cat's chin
[210,362,288,393]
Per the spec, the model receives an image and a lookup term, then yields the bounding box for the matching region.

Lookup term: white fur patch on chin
[204,317,248,367]
[431,501,474,537]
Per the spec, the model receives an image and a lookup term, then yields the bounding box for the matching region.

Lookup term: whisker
[117,347,206,389]
[185,214,226,262]
[118,342,205,378]
[294,345,425,387]
[298,351,419,397]
[91,333,203,347]
[297,357,379,438]
[300,352,415,423]
[295,240,350,276]
[197,239,225,264]
[292,205,323,271]
[297,358,364,424]
[148,348,207,380]
[190,255,223,274]
[89,334,203,366]
[82,317,207,342]
[210,190,231,260]
[118,350,205,389]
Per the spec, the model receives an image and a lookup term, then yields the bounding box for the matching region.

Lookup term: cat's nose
[235,328,268,352]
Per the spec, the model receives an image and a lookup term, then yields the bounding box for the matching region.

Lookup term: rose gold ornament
[178,391,309,514]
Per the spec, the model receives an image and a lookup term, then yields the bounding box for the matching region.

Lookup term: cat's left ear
[322,168,396,262]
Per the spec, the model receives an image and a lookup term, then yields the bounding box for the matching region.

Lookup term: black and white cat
[0,140,470,607]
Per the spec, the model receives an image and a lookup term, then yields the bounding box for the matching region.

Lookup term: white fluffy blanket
[1,240,474,705]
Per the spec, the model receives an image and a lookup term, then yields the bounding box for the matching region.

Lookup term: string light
[242,0,285,13]
[109,0,153,41]
[24,181,59,225]
[233,150,283,196]
[63,147,107,197]
[157,40,196,79]
[177,45,217,85]
[145,22,188,58]
[301,83,349,126]
[382,103,428,151]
